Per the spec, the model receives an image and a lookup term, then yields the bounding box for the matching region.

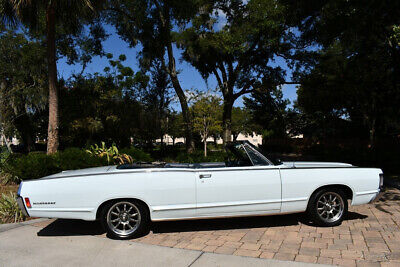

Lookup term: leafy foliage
[56,147,106,170]
[291,0,400,147]
[86,142,133,165]
[192,95,222,157]
[244,87,290,139]
[177,0,294,140]
[1,149,105,182]
[0,192,25,223]
[3,152,60,183]
[0,31,47,151]
[119,147,153,162]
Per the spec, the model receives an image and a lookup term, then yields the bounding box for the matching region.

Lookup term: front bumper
[16,196,29,217]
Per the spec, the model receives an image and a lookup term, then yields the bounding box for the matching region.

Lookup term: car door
[147,169,197,221]
[195,166,282,217]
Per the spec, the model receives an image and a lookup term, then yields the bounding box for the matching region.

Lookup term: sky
[58,25,298,109]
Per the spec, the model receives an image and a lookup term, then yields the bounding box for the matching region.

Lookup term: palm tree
[0,0,97,154]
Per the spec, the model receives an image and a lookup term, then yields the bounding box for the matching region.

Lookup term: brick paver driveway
[34,188,400,266]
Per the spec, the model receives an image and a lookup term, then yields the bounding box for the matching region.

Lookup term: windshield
[243,143,273,166]
[226,142,273,166]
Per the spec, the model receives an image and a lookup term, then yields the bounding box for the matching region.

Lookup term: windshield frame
[226,141,274,166]
[242,143,274,166]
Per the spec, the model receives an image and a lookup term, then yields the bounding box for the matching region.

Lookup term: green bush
[0,172,15,185]
[0,192,25,223]
[1,148,108,183]
[0,146,10,166]
[55,147,106,170]
[2,152,60,182]
[120,147,153,162]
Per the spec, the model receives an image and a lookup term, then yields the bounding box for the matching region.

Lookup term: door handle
[199,174,212,179]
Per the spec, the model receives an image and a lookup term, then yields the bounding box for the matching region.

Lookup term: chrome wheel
[107,201,141,237]
[316,192,344,223]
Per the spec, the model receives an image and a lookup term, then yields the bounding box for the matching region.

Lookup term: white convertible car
[17,141,384,239]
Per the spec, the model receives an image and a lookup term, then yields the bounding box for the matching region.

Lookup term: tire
[100,200,150,239]
[307,188,348,227]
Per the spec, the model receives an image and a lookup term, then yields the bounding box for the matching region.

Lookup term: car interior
[117,141,273,169]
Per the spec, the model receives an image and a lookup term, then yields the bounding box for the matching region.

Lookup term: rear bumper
[16,196,29,217]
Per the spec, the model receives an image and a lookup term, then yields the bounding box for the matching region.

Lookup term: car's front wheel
[307,188,348,227]
[100,200,149,239]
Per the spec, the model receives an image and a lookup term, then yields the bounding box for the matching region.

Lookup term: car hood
[41,166,115,179]
[282,161,354,168]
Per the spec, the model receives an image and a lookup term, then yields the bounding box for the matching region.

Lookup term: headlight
[379,173,384,188]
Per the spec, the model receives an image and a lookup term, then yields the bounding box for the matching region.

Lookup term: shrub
[55,147,106,170]
[0,192,25,223]
[0,147,10,166]
[1,148,110,183]
[86,142,133,165]
[0,172,16,185]
[2,152,60,182]
[120,147,153,162]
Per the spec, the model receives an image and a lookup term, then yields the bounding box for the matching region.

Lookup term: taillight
[25,197,32,208]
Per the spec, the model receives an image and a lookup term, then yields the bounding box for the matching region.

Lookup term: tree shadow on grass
[37,211,367,237]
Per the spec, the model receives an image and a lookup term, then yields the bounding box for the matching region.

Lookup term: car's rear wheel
[100,200,149,239]
[307,188,348,227]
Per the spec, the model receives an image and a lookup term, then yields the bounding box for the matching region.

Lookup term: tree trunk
[222,98,234,144]
[165,44,194,153]
[0,129,12,153]
[0,81,11,152]
[368,117,376,149]
[46,5,59,154]
[204,138,207,157]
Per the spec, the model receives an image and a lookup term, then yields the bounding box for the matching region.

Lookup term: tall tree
[0,31,47,151]
[192,95,222,157]
[1,0,104,154]
[290,0,400,147]
[105,0,203,152]
[143,59,173,145]
[231,107,252,141]
[167,111,184,145]
[244,87,289,140]
[60,58,146,148]
[178,0,295,143]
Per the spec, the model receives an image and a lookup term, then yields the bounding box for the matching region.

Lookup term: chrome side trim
[355,190,379,196]
[153,198,285,212]
[36,166,362,181]
[28,208,94,212]
[281,197,308,203]
[151,210,302,222]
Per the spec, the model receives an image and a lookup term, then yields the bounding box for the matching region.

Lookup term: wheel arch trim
[95,197,152,220]
[307,183,355,208]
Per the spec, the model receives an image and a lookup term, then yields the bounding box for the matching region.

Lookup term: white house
[156,132,263,146]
